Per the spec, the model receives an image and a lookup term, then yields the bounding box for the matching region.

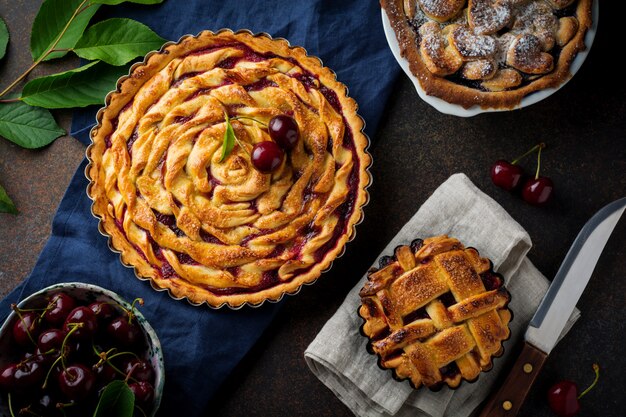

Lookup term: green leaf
[0,101,65,148]
[93,380,135,417]
[74,18,166,66]
[0,183,18,214]
[31,0,100,61]
[220,113,236,162]
[91,0,164,5]
[0,17,8,60]
[21,61,129,109]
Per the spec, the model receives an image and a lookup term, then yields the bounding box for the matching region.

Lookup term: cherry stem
[231,115,268,127]
[60,323,82,370]
[578,363,600,399]
[128,298,144,323]
[135,404,148,417]
[534,144,545,180]
[19,407,42,417]
[42,354,64,389]
[511,142,546,165]
[124,362,139,383]
[8,392,16,417]
[11,304,38,346]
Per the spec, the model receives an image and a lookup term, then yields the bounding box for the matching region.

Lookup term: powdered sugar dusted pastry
[382,0,593,109]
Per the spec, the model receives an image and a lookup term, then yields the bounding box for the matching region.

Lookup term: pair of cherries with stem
[490,143,554,206]
[224,114,300,173]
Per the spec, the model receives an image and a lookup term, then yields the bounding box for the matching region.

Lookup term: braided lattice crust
[359,236,511,390]
[87,30,371,308]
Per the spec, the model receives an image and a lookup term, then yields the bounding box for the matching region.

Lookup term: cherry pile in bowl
[0,289,157,417]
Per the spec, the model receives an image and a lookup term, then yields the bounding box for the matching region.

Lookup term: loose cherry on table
[522,143,553,206]
[548,363,600,417]
[490,143,544,191]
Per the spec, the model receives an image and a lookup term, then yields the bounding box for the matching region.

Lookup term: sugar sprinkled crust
[358,236,512,390]
[381,0,593,110]
[86,30,371,308]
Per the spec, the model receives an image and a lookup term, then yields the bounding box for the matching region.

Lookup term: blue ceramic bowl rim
[0,282,164,416]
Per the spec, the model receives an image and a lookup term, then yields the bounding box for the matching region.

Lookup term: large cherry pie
[86,30,371,308]
[381,0,593,109]
[359,236,511,389]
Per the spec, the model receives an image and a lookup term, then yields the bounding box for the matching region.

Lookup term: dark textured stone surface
[0,1,624,417]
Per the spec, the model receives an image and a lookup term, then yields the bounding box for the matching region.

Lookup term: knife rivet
[502,401,513,411]
[523,363,533,374]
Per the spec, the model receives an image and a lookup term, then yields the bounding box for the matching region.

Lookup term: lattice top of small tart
[86,30,371,308]
[359,236,511,390]
[381,0,593,109]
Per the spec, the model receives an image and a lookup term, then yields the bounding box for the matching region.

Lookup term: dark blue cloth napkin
[0,1,400,415]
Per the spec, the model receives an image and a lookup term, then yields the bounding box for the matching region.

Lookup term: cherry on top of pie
[87,30,371,308]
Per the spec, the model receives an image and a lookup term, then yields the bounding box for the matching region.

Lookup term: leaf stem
[0,0,89,99]
[0,98,20,103]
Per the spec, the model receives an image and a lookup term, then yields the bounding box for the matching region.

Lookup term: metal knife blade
[479,197,626,417]
[525,197,626,354]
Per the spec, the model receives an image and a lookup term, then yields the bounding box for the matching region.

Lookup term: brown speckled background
[0,1,625,416]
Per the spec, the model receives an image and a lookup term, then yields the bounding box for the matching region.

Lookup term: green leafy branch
[0,0,166,214]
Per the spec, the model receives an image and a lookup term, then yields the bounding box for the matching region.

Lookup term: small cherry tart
[87,30,371,308]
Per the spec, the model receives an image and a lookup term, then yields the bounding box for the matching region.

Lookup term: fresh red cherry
[0,363,17,391]
[122,358,155,383]
[14,360,45,389]
[94,362,118,384]
[251,141,284,173]
[63,306,98,341]
[548,364,599,417]
[57,364,96,400]
[490,160,524,191]
[107,316,141,347]
[521,143,553,206]
[13,311,40,347]
[89,301,116,323]
[522,176,554,206]
[38,328,66,353]
[128,381,154,406]
[43,293,77,325]
[548,380,580,417]
[268,115,299,150]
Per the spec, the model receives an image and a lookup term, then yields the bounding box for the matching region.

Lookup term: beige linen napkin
[304,173,580,417]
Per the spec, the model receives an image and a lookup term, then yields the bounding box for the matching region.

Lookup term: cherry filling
[480,271,503,291]
[119,40,363,295]
[439,362,461,380]
[245,79,278,92]
[403,306,429,325]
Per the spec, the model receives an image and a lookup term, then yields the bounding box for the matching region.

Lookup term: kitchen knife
[478,197,626,417]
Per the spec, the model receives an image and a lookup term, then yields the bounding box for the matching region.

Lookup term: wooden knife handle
[478,342,548,417]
